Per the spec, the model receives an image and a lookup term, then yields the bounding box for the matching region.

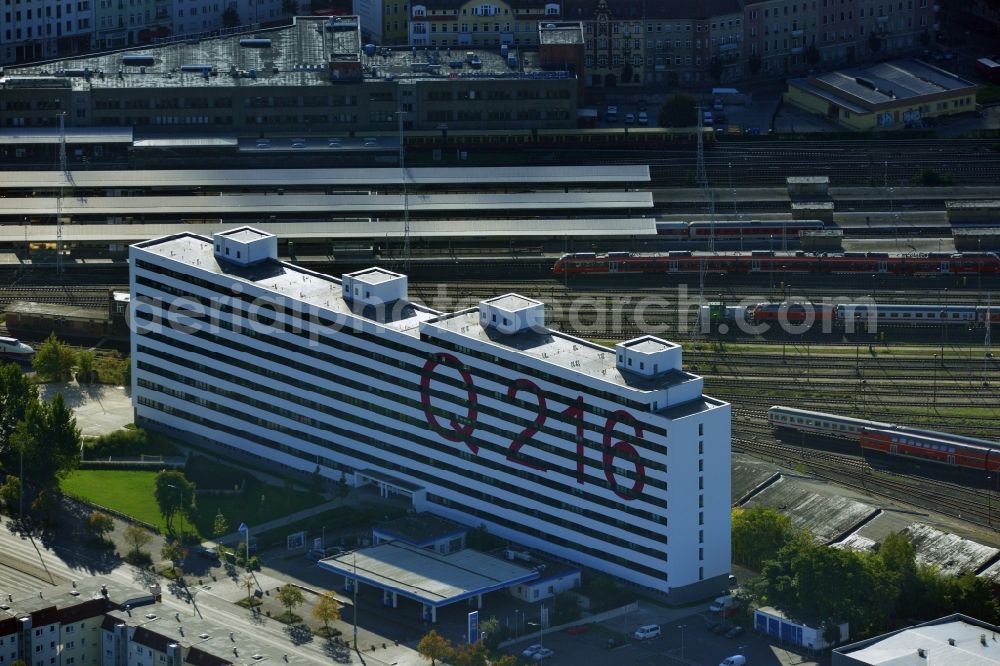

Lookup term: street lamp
[677,624,687,659]
[932,354,938,408]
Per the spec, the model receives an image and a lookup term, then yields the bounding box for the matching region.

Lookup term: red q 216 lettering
[420,353,479,453]
[419,356,648,501]
[602,410,647,501]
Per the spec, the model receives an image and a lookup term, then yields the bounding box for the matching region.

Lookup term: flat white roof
[836,615,1000,665]
[134,233,437,335]
[485,294,542,311]
[346,267,402,285]
[317,542,538,607]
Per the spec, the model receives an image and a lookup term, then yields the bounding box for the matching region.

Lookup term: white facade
[129,229,731,597]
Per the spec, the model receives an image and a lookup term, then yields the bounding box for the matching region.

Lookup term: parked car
[726,626,745,639]
[606,105,618,122]
[719,657,747,666]
[712,623,728,635]
[633,624,662,640]
[638,111,649,125]
[195,546,220,561]
[702,111,714,126]
[532,648,554,661]
[713,98,724,111]
[624,112,636,124]
[521,644,543,658]
[710,595,739,613]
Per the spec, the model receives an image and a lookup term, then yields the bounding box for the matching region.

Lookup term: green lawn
[61,470,165,530]
[61,470,325,539]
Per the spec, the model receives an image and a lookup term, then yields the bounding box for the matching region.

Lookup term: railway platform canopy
[0,218,658,244]
[0,192,653,218]
[0,127,134,145]
[0,165,649,190]
[318,541,539,622]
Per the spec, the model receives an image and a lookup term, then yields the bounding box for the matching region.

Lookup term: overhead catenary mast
[57,113,68,276]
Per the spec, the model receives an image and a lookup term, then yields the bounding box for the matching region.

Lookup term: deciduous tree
[123,523,152,555]
[86,511,115,542]
[153,470,195,533]
[658,94,698,128]
[311,592,340,632]
[32,334,76,382]
[731,505,795,570]
[0,475,21,513]
[212,509,229,540]
[417,630,452,666]
[0,363,36,458]
[277,584,304,619]
[76,350,96,382]
[161,540,182,570]
[450,641,488,666]
[13,393,81,488]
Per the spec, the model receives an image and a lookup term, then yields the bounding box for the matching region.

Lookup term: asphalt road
[0,516,420,666]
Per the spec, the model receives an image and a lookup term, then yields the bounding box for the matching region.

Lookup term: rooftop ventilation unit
[122,54,155,67]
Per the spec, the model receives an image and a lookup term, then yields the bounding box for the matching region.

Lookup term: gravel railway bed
[732,416,998,528]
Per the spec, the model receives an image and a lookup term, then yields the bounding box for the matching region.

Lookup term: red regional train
[767,406,1000,472]
[552,251,1000,276]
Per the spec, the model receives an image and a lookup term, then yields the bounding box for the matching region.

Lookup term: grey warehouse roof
[791,59,977,112]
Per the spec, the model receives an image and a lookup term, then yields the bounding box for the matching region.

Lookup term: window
[698,423,704,436]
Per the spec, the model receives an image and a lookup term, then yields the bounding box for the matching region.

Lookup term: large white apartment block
[129,227,732,600]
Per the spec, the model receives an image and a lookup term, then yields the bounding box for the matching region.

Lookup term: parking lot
[504,605,825,666]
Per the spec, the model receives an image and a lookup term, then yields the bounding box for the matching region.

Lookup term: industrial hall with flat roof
[0,17,583,133]
[128,226,732,603]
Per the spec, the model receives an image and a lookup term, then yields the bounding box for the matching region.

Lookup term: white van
[632,624,661,640]
[709,594,738,613]
[719,657,746,666]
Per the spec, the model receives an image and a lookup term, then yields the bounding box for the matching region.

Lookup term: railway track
[731,414,999,528]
